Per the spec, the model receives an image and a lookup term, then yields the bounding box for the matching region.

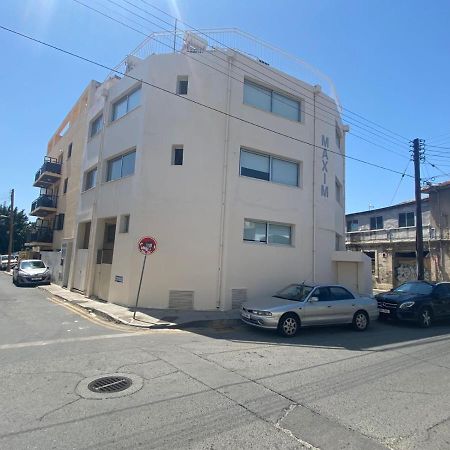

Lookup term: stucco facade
[64,43,348,310]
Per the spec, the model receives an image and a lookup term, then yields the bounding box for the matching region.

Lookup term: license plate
[242,312,251,319]
[32,277,41,281]
[379,308,390,314]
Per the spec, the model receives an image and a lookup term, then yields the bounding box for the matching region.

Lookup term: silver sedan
[241,283,378,337]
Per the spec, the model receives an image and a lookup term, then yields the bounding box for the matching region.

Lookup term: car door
[301,287,336,325]
[327,286,358,323]
[431,284,447,318]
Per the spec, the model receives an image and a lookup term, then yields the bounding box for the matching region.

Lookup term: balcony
[33,157,62,188]
[26,226,54,248]
[30,194,58,217]
[346,226,431,245]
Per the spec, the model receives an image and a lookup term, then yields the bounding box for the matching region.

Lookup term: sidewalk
[38,283,241,330]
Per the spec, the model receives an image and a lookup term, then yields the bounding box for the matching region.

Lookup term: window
[312,287,331,302]
[335,233,342,251]
[111,87,141,121]
[399,212,415,228]
[329,286,355,300]
[240,149,299,187]
[119,214,130,233]
[177,76,188,95]
[244,220,292,246]
[106,150,136,181]
[68,143,72,159]
[105,224,116,243]
[84,167,97,191]
[370,216,383,230]
[90,114,103,137]
[243,79,301,121]
[172,147,184,165]
[347,219,358,232]
[335,178,342,204]
[54,213,65,231]
[63,178,68,194]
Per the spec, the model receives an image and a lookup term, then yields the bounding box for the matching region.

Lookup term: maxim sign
[321,135,329,198]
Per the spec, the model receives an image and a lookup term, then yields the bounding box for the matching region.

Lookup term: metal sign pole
[133,254,147,319]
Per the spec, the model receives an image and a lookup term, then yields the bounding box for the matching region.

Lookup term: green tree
[0,205,30,254]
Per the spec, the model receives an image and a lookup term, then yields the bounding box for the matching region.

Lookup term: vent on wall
[232,289,247,309]
[169,290,194,309]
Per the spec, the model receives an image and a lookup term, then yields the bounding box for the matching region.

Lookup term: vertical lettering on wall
[321,135,329,198]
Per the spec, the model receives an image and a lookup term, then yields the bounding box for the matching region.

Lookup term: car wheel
[278,313,300,337]
[353,310,369,331]
[418,307,432,328]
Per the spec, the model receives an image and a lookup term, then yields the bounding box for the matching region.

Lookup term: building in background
[27,81,100,285]
[30,30,370,310]
[346,181,450,290]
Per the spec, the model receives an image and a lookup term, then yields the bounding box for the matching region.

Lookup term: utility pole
[412,139,425,280]
[7,189,14,272]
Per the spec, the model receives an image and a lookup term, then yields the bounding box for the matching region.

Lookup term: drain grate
[87,376,132,393]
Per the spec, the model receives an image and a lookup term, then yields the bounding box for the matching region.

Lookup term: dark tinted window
[393,282,433,295]
[313,287,331,302]
[329,286,354,300]
[434,284,450,297]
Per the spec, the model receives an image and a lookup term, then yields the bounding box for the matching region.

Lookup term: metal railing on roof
[107,28,340,109]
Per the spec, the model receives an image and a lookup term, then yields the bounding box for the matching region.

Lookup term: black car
[376,281,450,328]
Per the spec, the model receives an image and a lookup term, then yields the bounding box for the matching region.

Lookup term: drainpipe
[216,51,234,309]
[85,86,109,298]
[312,85,321,283]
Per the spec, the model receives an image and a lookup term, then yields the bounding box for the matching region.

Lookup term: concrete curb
[39,286,242,331]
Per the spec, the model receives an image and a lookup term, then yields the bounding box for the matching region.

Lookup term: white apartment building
[52,30,360,310]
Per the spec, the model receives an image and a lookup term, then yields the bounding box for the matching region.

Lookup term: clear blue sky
[1,0,449,215]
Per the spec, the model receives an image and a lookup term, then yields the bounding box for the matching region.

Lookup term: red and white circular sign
[138,236,158,255]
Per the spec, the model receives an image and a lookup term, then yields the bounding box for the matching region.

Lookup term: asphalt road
[1,273,450,449]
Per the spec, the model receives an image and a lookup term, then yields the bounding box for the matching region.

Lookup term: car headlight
[18,270,28,276]
[400,301,415,309]
[250,310,272,316]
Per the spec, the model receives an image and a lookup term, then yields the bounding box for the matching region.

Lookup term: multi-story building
[31,30,369,310]
[346,181,450,290]
[27,81,100,285]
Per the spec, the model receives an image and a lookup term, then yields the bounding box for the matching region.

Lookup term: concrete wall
[70,50,345,310]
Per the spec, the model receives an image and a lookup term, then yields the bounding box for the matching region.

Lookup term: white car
[12,260,51,286]
[0,254,18,270]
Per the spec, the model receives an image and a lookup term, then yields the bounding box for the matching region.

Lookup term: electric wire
[73,0,411,160]
[100,0,411,149]
[0,23,414,179]
[136,0,411,144]
[390,160,411,205]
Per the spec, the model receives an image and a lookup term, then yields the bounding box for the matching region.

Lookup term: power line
[0,23,414,179]
[426,144,450,150]
[73,0,411,159]
[99,0,411,148]
[390,159,411,205]
[136,0,411,144]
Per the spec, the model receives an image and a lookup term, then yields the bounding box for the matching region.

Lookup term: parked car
[0,254,18,270]
[12,259,51,287]
[376,280,450,328]
[241,283,378,337]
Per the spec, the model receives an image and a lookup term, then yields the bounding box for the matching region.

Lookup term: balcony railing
[26,226,54,244]
[30,194,58,217]
[346,226,432,245]
[34,157,62,188]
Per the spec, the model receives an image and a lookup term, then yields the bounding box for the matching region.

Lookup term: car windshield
[21,261,46,270]
[274,284,314,302]
[393,282,433,295]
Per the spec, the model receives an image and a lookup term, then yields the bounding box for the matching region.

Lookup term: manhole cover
[88,376,132,393]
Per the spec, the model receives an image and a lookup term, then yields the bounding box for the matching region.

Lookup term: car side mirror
[309,296,319,303]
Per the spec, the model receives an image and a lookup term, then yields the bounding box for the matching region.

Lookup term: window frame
[111,86,141,122]
[335,178,343,205]
[90,113,103,138]
[240,148,300,188]
[67,143,73,159]
[243,79,302,122]
[106,149,136,182]
[370,216,384,230]
[346,219,359,232]
[243,219,293,246]
[176,76,188,95]
[399,211,415,228]
[172,146,184,165]
[84,166,97,191]
[63,177,68,194]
